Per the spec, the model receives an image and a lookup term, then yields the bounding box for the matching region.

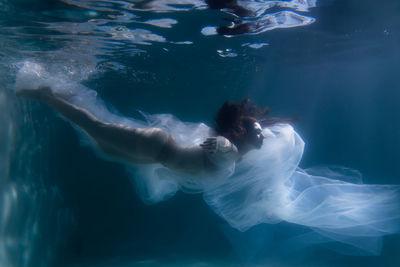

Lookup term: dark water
[1,0,400,266]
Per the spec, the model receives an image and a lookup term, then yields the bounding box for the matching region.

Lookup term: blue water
[1,0,400,266]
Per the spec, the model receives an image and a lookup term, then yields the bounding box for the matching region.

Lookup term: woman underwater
[15,62,400,256]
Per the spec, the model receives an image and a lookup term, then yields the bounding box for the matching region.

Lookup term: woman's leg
[16,87,171,163]
[16,86,212,173]
[17,86,102,135]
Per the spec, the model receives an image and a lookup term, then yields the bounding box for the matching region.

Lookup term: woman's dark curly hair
[214,98,297,152]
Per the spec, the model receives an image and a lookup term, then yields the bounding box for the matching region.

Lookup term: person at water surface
[16,86,292,175]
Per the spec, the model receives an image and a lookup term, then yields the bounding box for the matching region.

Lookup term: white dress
[131,113,400,255]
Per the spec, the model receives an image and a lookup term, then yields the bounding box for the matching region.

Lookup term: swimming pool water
[1,0,400,266]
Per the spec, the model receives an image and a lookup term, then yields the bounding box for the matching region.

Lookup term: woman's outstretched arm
[16,87,237,174]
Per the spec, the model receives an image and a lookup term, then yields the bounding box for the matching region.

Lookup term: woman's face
[247,122,264,149]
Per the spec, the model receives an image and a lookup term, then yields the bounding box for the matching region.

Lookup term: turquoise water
[1,0,400,266]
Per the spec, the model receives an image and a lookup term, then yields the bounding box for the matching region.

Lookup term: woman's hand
[201,136,240,165]
[200,137,218,154]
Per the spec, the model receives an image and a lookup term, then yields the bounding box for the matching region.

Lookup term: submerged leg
[16,86,171,164]
[17,86,102,133]
[16,86,211,173]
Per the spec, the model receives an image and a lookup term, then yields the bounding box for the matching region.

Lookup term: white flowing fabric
[134,114,400,255]
[15,61,400,255]
[129,112,236,204]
